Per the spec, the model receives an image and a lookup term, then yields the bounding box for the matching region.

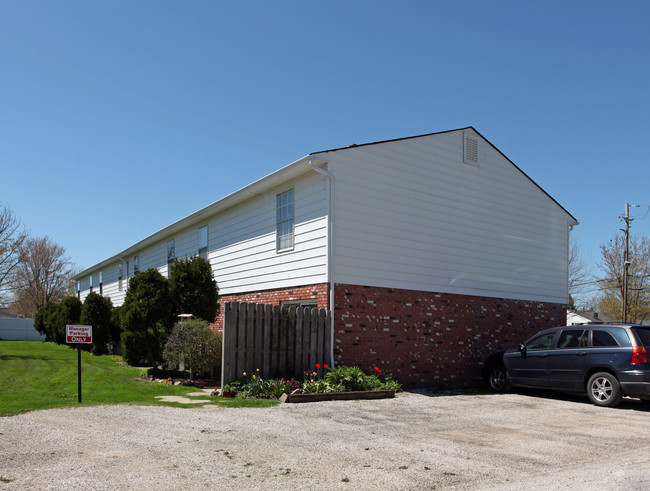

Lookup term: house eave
[73,155,324,280]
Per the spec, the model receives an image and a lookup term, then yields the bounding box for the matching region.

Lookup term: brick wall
[212,283,329,331]
[334,283,566,389]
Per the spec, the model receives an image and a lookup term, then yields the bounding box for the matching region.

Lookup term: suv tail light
[632,346,648,365]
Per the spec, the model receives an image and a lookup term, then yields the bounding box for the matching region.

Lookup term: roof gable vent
[463,132,479,166]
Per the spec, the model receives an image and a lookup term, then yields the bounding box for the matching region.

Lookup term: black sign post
[77,344,82,403]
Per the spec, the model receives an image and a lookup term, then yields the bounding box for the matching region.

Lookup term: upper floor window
[134,256,139,274]
[167,239,176,276]
[89,274,93,293]
[99,271,103,296]
[118,263,123,291]
[276,189,294,252]
[198,226,208,259]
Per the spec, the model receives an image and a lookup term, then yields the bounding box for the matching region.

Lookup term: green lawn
[0,341,278,416]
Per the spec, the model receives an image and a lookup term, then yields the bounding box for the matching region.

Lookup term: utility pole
[622,203,630,323]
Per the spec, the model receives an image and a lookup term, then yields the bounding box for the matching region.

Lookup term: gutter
[309,160,335,368]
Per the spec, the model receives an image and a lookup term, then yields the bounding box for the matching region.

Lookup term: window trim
[167,239,176,276]
[276,189,295,253]
[198,225,208,259]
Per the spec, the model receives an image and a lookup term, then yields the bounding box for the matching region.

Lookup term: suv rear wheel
[587,372,622,407]
[488,364,510,392]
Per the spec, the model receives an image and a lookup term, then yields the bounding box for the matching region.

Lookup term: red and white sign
[66,325,93,344]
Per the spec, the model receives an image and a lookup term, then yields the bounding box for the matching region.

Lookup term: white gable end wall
[323,129,573,304]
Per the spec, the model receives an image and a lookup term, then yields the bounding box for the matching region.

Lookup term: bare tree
[11,237,73,317]
[568,237,590,309]
[0,203,27,306]
[596,234,650,323]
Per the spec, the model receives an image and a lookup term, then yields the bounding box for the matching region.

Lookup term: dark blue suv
[484,324,650,407]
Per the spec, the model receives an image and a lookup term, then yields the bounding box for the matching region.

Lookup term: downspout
[309,159,335,368]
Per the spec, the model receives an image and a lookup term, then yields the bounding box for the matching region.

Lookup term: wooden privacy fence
[221,302,332,386]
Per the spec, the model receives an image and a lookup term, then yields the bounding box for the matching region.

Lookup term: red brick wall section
[212,283,329,331]
[334,283,567,389]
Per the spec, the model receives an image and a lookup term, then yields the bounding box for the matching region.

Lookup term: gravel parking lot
[2,390,650,490]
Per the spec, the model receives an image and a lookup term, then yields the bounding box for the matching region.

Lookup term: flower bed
[220,365,401,402]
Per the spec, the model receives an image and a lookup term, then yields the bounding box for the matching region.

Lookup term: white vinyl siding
[77,171,328,305]
[323,129,572,304]
[211,174,326,294]
[74,127,573,307]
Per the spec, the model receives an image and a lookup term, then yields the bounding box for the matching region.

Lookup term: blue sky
[2,1,649,301]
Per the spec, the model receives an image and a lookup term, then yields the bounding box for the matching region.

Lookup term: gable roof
[74,126,577,279]
[310,126,578,225]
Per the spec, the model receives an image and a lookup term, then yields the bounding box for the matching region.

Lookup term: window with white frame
[99,271,103,296]
[118,263,123,291]
[89,274,93,293]
[167,239,176,276]
[276,189,294,252]
[198,226,208,259]
[134,256,139,274]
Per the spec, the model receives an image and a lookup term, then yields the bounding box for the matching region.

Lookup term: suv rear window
[632,327,650,347]
[592,330,620,347]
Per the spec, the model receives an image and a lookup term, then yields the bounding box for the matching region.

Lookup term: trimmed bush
[163,319,222,379]
[169,256,219,322]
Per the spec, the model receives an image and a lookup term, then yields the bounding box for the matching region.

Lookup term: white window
[198,226,208,259]
[276,189,294,252]
[167,239,176,276]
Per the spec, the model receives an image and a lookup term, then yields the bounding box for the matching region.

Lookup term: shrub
[120,330,149,366]
[54,296,82,345]
[81,292,114,355]
[324,365,378,391]
[163,319,222,379]
[169,256,219,322]
[34,301,59,342]
[120,269,173,366]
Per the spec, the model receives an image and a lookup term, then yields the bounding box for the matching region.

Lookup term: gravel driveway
[2,390,650,490]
